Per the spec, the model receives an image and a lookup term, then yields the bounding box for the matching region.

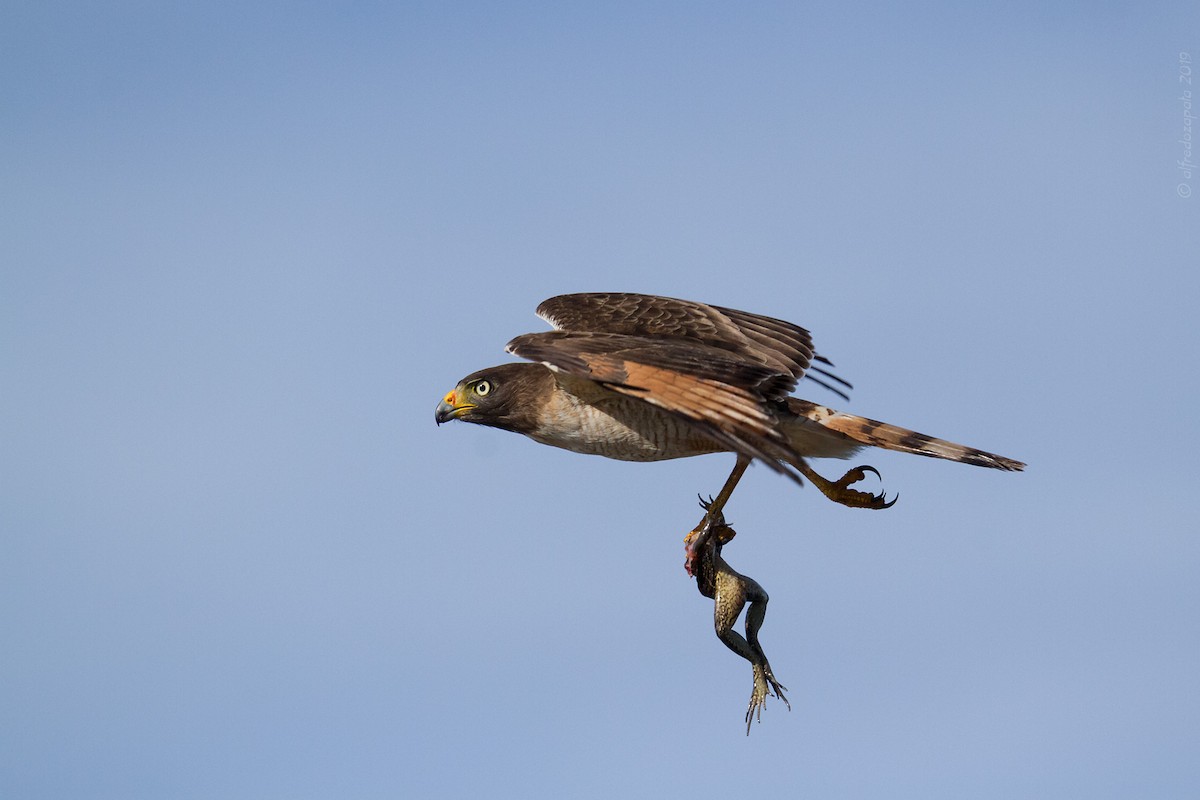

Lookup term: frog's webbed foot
[745,662,790,735]
[794,460,897,509]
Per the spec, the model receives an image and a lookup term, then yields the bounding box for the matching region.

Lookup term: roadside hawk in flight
[435,293,1024,528]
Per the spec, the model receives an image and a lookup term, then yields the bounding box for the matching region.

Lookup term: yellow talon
[792,460,896,509]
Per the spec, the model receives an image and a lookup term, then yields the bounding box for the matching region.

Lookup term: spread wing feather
[534,293,830,392]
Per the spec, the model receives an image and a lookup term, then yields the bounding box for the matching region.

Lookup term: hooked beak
[435,388,472,425]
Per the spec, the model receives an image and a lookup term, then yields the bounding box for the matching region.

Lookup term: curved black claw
[830,464,897,509]
[838,464,880,485]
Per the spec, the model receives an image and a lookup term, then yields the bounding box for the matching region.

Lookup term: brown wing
[534,293,810,381]
[505,330,802,476]
[535,293,851,400]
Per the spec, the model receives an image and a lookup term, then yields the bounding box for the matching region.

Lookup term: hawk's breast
[527,387,724,462]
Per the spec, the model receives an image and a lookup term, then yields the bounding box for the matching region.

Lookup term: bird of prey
[435,293,1024,536]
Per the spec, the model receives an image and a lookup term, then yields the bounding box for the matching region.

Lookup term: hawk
[435,293,1024,532]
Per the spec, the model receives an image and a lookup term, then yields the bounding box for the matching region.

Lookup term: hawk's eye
[474,380,492,397]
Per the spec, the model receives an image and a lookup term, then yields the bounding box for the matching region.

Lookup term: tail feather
[785,399,1026,472]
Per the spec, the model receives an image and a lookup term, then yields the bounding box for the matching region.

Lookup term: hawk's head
[434,362,552,433]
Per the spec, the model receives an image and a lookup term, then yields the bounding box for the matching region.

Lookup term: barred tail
[785,399,1026,472]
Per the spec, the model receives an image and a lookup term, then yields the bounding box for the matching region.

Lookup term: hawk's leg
[685,455,751,576]
[790,458,897,509]
[683,503,790,734]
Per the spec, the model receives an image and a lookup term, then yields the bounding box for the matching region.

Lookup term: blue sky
[3,2,1198,798]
